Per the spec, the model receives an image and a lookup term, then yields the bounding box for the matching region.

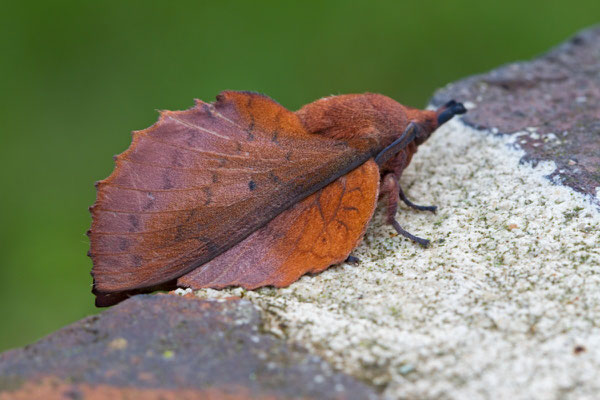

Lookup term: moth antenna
[436,100,467,126]
[444,100,457,108]
[375,123,419,166]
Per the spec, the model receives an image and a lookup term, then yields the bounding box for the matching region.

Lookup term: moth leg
[381,173,430,247]
[398,185,437,213]
[345,255,361,264]
[391,149,437,213]
[389,219,430,247]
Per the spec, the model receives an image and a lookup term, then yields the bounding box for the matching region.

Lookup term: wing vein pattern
[89,91,374,293]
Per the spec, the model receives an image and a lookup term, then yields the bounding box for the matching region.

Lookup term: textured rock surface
[0,295,377,399]
[190,26,600,399]
[2,25,599,400]
[432,25,600,200]
[196,118,600,399]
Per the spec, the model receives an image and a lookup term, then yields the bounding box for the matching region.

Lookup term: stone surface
[0,295,378,399]
[189,26,600,399]
[196,118,600,399]
[432,25,600,200]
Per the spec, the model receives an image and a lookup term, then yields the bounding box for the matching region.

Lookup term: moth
[88,91,466,306]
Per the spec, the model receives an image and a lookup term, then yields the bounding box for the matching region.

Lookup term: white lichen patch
[194,119,600,400]
[173,287,193,296]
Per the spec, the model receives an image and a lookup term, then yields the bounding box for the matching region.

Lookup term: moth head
[435,100,467,127]
[414,100,466,145]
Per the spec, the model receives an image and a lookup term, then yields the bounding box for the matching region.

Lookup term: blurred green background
[0,0,598,352]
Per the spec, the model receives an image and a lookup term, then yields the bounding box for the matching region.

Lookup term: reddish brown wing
[89,91,375,294]
[178,160,380,289]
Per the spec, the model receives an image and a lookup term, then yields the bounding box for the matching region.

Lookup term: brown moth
[88,91,466,306]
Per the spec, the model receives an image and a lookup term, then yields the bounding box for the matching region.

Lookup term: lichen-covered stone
[198,117,599,399]
[0,295,377,399]
[188,26,600,399]
[432,25,600,199]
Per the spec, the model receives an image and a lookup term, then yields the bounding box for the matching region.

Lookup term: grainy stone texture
[0,295,378,400]
[432,25,600,200]
[192,26,600,399]
[196,118,600,399]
